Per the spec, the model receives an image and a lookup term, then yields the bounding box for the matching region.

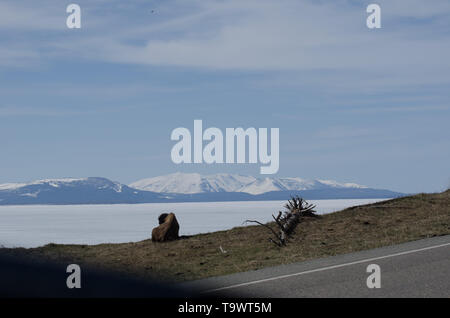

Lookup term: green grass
[1,190,449,282]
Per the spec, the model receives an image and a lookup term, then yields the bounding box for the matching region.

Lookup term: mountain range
[0,174,405,205]
[129,173,368,195]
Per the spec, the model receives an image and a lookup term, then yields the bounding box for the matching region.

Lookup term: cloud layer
[2,0,450,89]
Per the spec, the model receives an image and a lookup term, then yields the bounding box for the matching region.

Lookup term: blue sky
[0,0,449,193]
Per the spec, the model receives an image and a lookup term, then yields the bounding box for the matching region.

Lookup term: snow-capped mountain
[0,175,403,205]
[0,177,165,205]
[129,173,368,195]
[0,178,123,193]
[129,173,256,194]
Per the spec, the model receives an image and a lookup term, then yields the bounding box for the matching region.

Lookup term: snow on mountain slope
[0,179,84,192]
[0,183,28,190]
[238,177,288,194]
[0,175,399,205]
[0,178,126,193]
[129,173,257,194]
[317,179,367,189]
[129,173,368,195]
[0,177,169,205]
[202,173,257,192]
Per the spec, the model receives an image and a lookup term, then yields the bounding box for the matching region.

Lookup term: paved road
[181,235,450,297]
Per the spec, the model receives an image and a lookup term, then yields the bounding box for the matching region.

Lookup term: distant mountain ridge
[0,175,405,205]
[0,177,166,205]
[129,173,368,195]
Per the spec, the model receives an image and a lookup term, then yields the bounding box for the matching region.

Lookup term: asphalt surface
[180,235,450,297]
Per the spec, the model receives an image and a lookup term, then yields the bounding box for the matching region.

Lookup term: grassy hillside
[1,190,449,282]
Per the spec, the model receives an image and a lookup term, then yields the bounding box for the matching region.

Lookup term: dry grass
[1,190,449,282]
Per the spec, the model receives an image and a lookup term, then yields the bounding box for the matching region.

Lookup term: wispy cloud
[0,104,142,117]
[346,105,450,114]
[0,1,64,30]
[0,106,97,117]
[2,0,450,83]
[314,126,375,140]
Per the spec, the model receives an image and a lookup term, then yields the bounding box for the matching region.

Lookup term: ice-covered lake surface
[0,199,389,248]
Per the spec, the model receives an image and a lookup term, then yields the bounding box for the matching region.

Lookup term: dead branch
[245,219,280,239]
[247,196,318,247]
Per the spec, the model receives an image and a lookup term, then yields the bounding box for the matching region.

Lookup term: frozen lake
[0,199,388,248]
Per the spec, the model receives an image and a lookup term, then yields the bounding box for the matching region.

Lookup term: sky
[0,0,449,193]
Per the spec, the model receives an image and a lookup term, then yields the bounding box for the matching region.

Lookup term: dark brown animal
[151,213,179,242]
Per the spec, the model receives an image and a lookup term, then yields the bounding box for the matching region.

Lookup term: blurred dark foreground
[0,253,446,317]
[0,253,192,298]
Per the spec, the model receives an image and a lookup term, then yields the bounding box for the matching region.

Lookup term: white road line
[202,241,450,294]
